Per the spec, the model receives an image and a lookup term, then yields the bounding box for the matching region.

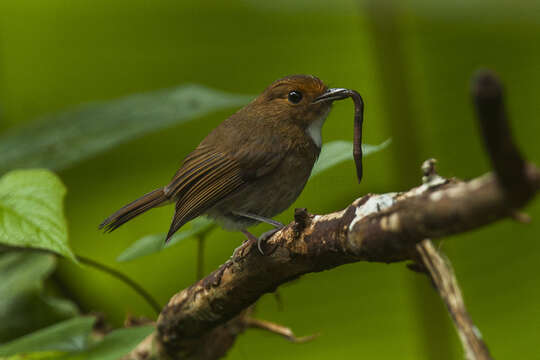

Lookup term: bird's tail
[99,188,169,232]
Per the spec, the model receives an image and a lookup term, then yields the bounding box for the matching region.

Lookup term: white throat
[306,110,329,148]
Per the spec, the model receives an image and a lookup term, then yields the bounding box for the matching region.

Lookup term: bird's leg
[241,229,258,243]
[233,211,284,228]
[240,229,267,255]
[234,211,284,255]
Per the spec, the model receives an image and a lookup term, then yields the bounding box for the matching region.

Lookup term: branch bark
[415,239,492,360]
[124,70,539,359]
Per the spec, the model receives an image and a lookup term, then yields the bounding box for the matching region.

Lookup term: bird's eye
[287,90,303,104]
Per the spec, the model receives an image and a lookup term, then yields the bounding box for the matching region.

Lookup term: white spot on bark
[349,193,398,231]
[314,209,346,223]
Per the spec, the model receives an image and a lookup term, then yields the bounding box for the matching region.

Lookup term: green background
[1,0,540,358]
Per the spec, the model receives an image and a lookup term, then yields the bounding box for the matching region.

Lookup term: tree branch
[415,239,492,360]
[243,317,318,343]
[124,71,539,359]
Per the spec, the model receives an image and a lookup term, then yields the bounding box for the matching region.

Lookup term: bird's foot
[257,228,280,255]
[241,228,282,255]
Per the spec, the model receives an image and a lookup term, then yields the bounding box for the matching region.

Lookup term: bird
[100,75,351,253]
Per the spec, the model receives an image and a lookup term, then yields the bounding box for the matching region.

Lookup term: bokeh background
[1,0,540,358]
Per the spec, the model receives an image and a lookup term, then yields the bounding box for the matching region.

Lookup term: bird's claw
[257,228,280,255]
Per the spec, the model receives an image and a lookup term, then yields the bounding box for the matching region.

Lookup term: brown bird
[100,75,351,253]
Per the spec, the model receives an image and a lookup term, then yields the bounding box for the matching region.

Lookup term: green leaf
[0,252,78,343]
[116,217,214,262]
[311,138,391,177]
[0,170,76,262]
[0,85,251,174]
[0,317,95,356]
[64,325,154,360]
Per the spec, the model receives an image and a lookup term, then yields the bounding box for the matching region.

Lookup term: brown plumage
[100,75,347,244]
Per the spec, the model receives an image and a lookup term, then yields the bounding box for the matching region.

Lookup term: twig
[76,255,161,315]
[0,246,162,316]
[416,160,492,359]
[510,211,531,223]
[473,70,534,205]
[416,240,492,360]
[243,317,318,343]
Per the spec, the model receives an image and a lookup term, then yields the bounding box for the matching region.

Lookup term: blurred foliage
[0,85,251,174]
[61,325,154,360]
[0,316,153,360]
[0,252,79,343]
[116,216,215,262]
[0,317,95,356]
[310,139,391,177]
[0,170,75,261]
[0,0,539,359]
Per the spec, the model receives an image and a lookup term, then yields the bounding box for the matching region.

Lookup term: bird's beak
[312,88,351,104]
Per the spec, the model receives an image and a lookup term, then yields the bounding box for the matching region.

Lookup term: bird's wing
[163,141,286,241]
